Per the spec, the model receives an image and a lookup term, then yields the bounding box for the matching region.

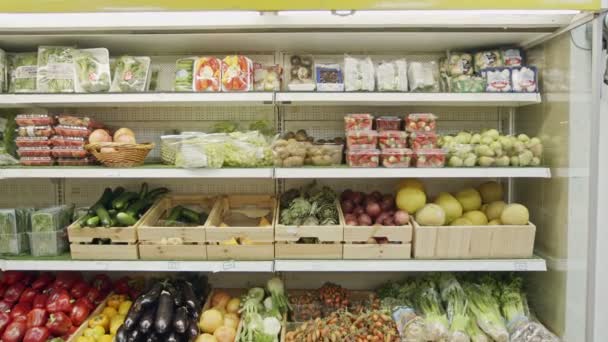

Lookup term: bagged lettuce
[37,46,76,93]
[0,49,6,93]
[73,48,111,93]
[0,112,18,165]
[31,204,74,233]
[8,52,37,93]
[110,56,151,92]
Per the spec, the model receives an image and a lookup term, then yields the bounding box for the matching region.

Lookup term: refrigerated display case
[0,7,603,341]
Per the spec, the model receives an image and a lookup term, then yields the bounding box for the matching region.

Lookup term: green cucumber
[167,206,183,221]
[112,186,125,200]
[89,188,113,214]
[108,209,117,217]
[138,182,149,199]
[74,213,93,228]
[125,199,149,218]
[86,216,100,227]
[95,206,112,227]
[180,208,201,224]
[145,187,169,201]
[116,212,138,226]
[112,192,139,210]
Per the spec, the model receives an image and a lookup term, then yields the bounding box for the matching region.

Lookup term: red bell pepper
[0,312,11,335]
[2,320,26,342]
[69,300,90,326]
[114,276,130,295]
[22,273,36,286]
[92,274,112,292]
[9,302,31,320]
[2,271,25,285]
[46,312,72,336]
[0,300,12,312]
[46,289,73,313]
[4,283,26,303]
[31,273,54,291]
[0,283,7,297]
[19,288,38,304]
[23,326,51,342]
[74,297,94,311]
[85,287,100,304]
[26,308,48,329]
[69,281,89,299]
[32,294,48,309]
[52,272,81,290]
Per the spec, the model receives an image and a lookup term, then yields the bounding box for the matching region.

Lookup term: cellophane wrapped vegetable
[30,204,74,233]
[450,75,485,93]
[174,133,227,168]
[194,56,221,92]
[174,57,195,91]
[500,275,560,342]
[223,131,273,167]
[344,55,375,91]
[288,54,315,91]
[511,67,538,93]
[439,274,471,342]
[463,279,509,342]
[474,50,503,73]
[377,59,408,91]
[0,49,6,93]
[377,281,426,342]
[37,46,75,93]
[0,208,33,255]
[408,61,440,92]
[221,55,253,92]
[416,278,449,341]
[485,68,512,92]
[73,48,111,93]
[448,53,474,76]
[0,113,18,165]
[254,63,282,91]
[110,56,151,92]
[8,52,37,93]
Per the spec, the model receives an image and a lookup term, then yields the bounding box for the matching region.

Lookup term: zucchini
[109,217,117,227]
[116,212,138,226]
[145,187,169,201]
[125,198,151,218]
[74,213,93,228]
[86,216,100,227]
[95,206,112,227]
[180,208,200,224]
[88,188,113,214]
[167,206,183,222]
[112,192,139,210]
[112,186,125,200]
[138,182,149,199]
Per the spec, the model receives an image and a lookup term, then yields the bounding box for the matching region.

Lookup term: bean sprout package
[376,59,408,91]
[37,46,76,93]
[408,61,440,92]
[73,48,111,93]
[344,55,375,91]
[110,56,151,92]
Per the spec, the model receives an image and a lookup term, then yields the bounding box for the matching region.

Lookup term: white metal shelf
[0,168,275,179]
[0,93,274,107]
[274,258,547,272]
[274,167,551,178]
[275,92,542,107]
[2,260,274,272]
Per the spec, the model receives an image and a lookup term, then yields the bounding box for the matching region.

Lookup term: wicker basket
[86,142,154,168]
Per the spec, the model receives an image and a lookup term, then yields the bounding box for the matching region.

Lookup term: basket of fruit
[86,128,153,167]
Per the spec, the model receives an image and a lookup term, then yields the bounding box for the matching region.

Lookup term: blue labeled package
[484,67,512,92]
[315,63,344,91]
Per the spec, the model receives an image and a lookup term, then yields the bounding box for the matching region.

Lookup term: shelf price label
[167,261,181,270]
[513,261,528,271]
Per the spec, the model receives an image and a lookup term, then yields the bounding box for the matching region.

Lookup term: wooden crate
[207,244,274,260]
[138,194,216,243]
[412,220,537,259]
[66,294,111,342]
[275,242,343,260]
[275,200,344,242]
[139,243,207,260]
[206,195,275,243]
[343,243,411,259]
[70,243,139,260]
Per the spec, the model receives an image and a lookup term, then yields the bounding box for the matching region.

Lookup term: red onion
[394,210,410,226]
[341,189,354,201]
[358,213,372,226]
[344,213,357,222]
[370,191,383,202]
[375,212,390,225]
[341,200,355,214]
[345,219,358,226]
[366,202,381,218]
[354,206,365,215]
[352,191,365,205]
[380,197,394,212]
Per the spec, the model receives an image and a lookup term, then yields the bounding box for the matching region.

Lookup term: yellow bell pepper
[98,335,113,342]
[110,314,126,335]
[118,300,132,315]
[83,325,105,338]
[106,294,126,309]
[76,337,95,342]
[102,307,118,319]
[88,314,110,331]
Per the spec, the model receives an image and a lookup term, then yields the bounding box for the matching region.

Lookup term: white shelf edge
[276,92,542,107]
[274,258,547,272]
[2,260,274,273]
[275,167,551,179]
[0,168,275,179]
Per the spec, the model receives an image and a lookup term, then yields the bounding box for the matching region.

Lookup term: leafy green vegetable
[0,209,17,235]
[0,112,18,164]
[31,204,75,233]
[212,121,239,133]
[8,52,37,93]
[248,120,275,136]
[37,46,75,93]
[416,278,449,341]
[29,230,68,256]
[110,55,151,92]
[73,48,111,93]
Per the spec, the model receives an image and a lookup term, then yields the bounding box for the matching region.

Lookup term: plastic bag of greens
[408,61,440,92]
[28,230,68,257]
[73,48,111,93]
[0,113,18,165]
[376,59,408,92]
[31,204,75,233]
[0,49,7,93]
[110,56,151,92]
[37,46,76,93]
[174,57,196,91]
[0,209,17,235]
[8,52,37,93]
[450,75,485,93]
[175,133,227,168]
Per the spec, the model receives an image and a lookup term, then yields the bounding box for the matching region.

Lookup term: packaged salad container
[346,148,380,167]
[408,131,438,150]
[73,48,111,93]
[253,63,282,91]
[56,157,94,166]
[194,57,221,92]
[447,52,474,76]
[19,157,54,166]
[221,55,253,92]
[502,48,524,67]
[288,54,315,91]
[28,230,68,257]
[8,52,37,93]
[50,135,86,147]
[474,50,503,73]
[15,137,51,148]
[346,130,378,149]
[378,131,407,149]
[376,59,408,92]
[305,143,343,166]
[405,113,437,133]
[16,126,54,138]
[17,147,52,158]
[110,56,151,92]
[37,46,76,93]
[449,75,485,93]
[375,116,401,131]
[413,149,446,168]
[315,63,344,92]
[511,66,538,93]
[56,115,103,128]
[30,204,74,233]
[54,125,91,138]
[51,147,88,158]
[344,113,373,131]
[15,114,55,126]
[174,57,196,91]
[381,148,413,168]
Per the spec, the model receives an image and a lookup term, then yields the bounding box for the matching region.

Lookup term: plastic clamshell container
[378,131,407,149]
[408,131,438,150]
[15,114,55,126]
[346,148,380,167]
[50,135,86,147]
[413,148,447,168]
[288,54,316,91]
[193,56,221,92]
[0,232,29,255]
[54,125,91,138]
[221,55,253,92]
[16,126,54,138]
[20,157,54,166]
[344,113,374,131]
[381,148,413,168]
[306,143,344,166]
[346,130,378,149]
[28,230,68,256]
[17,146,52,157]
[56,115,103,128]
[56,157,93,166]
[375,116,401,131]
[15,137,51,147]
[405,113,437,133]
[51,147,88,158]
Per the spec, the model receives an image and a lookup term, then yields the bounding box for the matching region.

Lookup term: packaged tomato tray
[405,113,437,132]
[54,125,91,138]
[16,125,54,138]
[50,135,86,147]
[221,55,253,92]
[51,147,88,158]
[19,156,54,166]
[56,157,94,166]
[17,147,52,157]
[378,131,407,149]
[413,148,446,167]
[344,113,374,131]
[381,148,413,168]
[375,116,401,131]
[194,56,221,92]
[346,130,378,149]
[15,114,55,126]
[56,114,103,128]
[346,148,380,167]
[15,137,51,148]
[408,131,438,150]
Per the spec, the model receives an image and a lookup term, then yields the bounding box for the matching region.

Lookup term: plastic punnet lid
[406,113,437,120]
[376,116,401,121]
[379,130,407,137]
[345,113,373,119]
[413,148,447,155]
[347,148,380,155]
[346,130,379,137]
[382,148,413,155]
